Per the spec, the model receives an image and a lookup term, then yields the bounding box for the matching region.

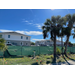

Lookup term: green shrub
[50,55,54,59]
[67,52,70,55]
[56,47,61,55]
[63,47,65,50]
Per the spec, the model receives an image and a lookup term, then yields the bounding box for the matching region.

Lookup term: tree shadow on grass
[46,61,51,64]
[0,56,24,58]
[51,56,73,65]
[31,62,39,65]
[63,56,73,65]
[65,54,75,62]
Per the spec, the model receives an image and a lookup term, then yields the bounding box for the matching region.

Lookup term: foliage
[0,38,7,51]
[64,42,73,46]
[64,14,75,55]
[42,15,66,62]
[73,44,75,47]
[31,42,35,45]
[56,47,61,55]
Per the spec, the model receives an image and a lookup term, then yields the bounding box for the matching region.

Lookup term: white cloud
[0,29,42,35]
[22,19,43,29]
[72,28,74,31]
[37,25,41,29]
[28,23,33,24]
[57,37,61,41]
[51,9,55,10]
[0,29,13,32]
[34,23,42,29]
[23,20,29,22]
[32,39,45,41]
[24,31,42,35]
[22,20,33,25]
[15,31,25,34]
[36,24,42,29]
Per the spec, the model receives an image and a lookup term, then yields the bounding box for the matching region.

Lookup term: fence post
[70,47,71,54]
[21,46,22,56]
[39,46,40,55]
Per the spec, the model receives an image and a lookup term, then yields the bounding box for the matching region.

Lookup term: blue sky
[0,9,75,43]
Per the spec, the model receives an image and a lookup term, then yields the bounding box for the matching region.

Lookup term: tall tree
[42,16,66,63]
[64,14,75,55]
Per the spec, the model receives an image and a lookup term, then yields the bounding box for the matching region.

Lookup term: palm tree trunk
[53,34,56,63]
[64,36,69,56]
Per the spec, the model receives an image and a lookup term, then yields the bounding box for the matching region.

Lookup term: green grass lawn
[0,54,75,65]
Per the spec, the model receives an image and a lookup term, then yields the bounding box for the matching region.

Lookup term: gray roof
[0,31,31,37]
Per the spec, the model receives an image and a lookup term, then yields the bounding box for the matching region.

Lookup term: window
[0,35,2,38]
[21,36,23,39]
[8,35,10,38]
[26,37,28,40]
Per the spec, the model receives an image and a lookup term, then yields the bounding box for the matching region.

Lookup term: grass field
[0,54,75,65]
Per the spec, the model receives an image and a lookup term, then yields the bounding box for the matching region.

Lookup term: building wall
[3,34,30,41]
[6,40,31,46]
[0,32,31,46]
[35,40,64,46]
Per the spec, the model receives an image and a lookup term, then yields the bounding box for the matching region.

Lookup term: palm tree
[42,16,66,63]
[64,14,75,55]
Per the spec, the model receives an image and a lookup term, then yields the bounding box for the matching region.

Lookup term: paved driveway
[49,60,75,65]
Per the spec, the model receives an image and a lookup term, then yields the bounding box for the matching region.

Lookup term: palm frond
[56,15,61,22]
[44,19,52,26]
[72,14,75,23]
[42,30,48,39]
[42,26,46,30]
[65,14,71,21]
[73,34,75,38]
[51,16,56,24]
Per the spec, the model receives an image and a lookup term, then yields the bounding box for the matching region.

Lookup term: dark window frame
[21,36,23,39]
[26,37,28,40]
[8,35,10,38]
[0,35,2,38]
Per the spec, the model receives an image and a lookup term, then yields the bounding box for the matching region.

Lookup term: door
[21,42,23,46]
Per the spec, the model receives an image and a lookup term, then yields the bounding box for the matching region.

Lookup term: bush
[56,47,61,55]
[63,47,65,50]
[67,52,70,55]
[50,55,54,59]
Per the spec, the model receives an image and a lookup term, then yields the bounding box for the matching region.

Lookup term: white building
[35,39,64,46]
[0,32,31,46]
